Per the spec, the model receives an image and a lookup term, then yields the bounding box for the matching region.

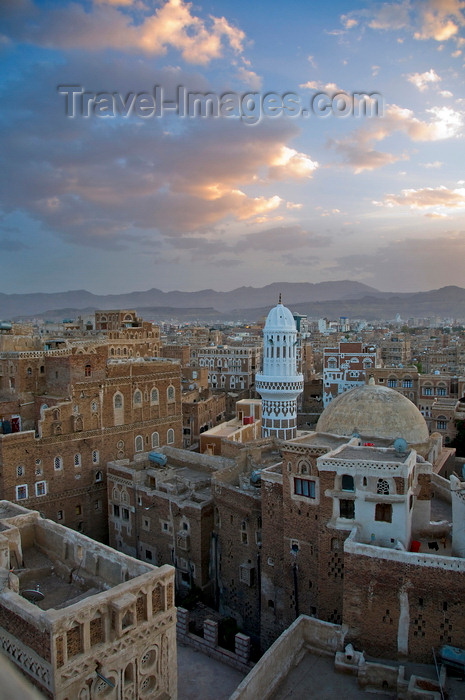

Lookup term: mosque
[248,298,465,660]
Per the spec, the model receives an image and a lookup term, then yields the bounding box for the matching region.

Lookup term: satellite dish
[21,585,45,604]
[394,437,408,454]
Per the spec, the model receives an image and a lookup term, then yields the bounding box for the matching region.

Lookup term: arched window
[151,432,159,448]
[135,435,143,452]
[436,415,447,430]
[26,367,32,376]
[53,408,60,421]
[16,465,24,477]
[341,474,354,491]
[167,428,175,444]
[114,393,123,409]
[150,388,159,405]
[84,364,92,377]
[74,453,81,468]
[54,455,63,470]
[91,400,98,412]
[92,450,99,464]
[133,389,142,405]
[167,386,175,402]
[95,471,103,483]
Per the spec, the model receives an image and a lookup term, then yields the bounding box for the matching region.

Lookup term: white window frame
[16,484,28,500]
[35,481,47,497]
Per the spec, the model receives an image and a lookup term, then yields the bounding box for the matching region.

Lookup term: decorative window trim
[35,481,47,497]
[16,484,28,500]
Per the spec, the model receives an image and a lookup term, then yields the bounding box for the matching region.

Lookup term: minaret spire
[256,299,304,440]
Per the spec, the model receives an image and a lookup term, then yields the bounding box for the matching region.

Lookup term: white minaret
[256,296,304,439]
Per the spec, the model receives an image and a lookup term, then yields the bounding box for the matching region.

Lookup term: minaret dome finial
[278,292,282,304]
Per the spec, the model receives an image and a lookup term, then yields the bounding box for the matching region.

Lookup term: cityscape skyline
[1,0,464,295]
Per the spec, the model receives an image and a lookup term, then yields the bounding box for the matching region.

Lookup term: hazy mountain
[0,281,379,318]
[2,283,465,323]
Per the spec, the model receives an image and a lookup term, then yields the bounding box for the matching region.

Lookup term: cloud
[413,0,465,41]
[373,185,465,209]
[341,15,359,30]
[344,0,465,43]
[233,225,331,252]
[0,55,320,253]
[236,66,262,90]
[268,147,319,180]
[329,103,464,172]
[299,80,343,93]
[1,0,246,64]
[407,69,442,91]
[368,1,411,31]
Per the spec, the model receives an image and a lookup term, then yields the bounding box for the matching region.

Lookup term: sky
[0,0,464,295]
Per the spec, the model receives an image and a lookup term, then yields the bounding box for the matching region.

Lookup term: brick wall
[343,549,465,662]
[0,604,51,661]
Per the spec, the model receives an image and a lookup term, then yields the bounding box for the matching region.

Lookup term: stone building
[181,389,226,449]
[211,441,282,636]
[322,341,378,407]
[378,333,412,367]
[255,381,464,662]
[0,501,177,700]
[370,368,465,445]
[190,344,261,392]
[199,399,262,455]
[107,447,235,598]
[0,339,182,541]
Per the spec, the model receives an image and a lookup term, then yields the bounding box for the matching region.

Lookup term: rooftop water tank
[148,452,167,466]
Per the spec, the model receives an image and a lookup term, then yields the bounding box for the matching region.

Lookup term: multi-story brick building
[199,399,262,455]
[0,342,182,541]
[190,345,261,392]
[107,447,235,598]
[322,341,378,407]
[0,500,177,700]
[378,333,412,366]
[181,388,226,449]
[370,368,465,444]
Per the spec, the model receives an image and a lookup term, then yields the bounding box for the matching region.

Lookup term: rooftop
[333,445,411,464]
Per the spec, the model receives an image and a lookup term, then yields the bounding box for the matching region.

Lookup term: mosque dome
[316,381,429,444]
[264,302,296,332]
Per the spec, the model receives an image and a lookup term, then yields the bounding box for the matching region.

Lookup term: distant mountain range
[1,281,465,323]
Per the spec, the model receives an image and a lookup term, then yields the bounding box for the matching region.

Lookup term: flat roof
[333,445,410,463]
